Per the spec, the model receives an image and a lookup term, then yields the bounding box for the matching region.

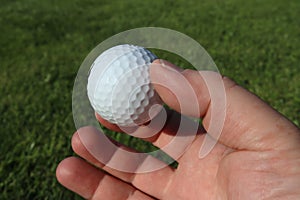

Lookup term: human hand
[56,60,300,199]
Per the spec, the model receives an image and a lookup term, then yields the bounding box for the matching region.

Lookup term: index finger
[150,59,300,151]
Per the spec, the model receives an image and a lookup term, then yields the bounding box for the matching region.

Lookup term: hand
[56,60,300,199]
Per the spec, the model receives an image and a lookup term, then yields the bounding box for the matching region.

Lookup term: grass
[0,0,299,199]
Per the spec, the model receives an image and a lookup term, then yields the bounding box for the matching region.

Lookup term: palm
[159,136,299,200]
[159,135,230,200]
[164,136,229,200]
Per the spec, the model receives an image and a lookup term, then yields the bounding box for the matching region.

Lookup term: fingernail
[150,60,183,85]
[152,59,184,73]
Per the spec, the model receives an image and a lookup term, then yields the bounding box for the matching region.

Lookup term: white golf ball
[87,44,162,126]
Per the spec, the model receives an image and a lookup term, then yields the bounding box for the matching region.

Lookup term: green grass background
[1,0,299,199]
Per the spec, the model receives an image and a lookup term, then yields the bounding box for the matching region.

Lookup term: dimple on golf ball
[87,44,163,126]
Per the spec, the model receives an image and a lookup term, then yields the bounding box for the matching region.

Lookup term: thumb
[150,59,300,151]
[150,59,211,118]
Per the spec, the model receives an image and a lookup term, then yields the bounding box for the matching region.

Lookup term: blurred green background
[0,0,299,199]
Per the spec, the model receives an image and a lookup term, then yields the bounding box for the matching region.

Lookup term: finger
[96,107,204,159]
[151,59,210,118]
[72,127,174,199]
[150,59,300,151]
[96,104,205,157]
[95,111,163,142]
[95,112,123,132]
[56,157,154,200]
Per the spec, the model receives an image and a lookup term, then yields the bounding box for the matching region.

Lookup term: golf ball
[87,44,163,126]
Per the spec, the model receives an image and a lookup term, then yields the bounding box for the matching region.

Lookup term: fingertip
[95,112,123,132]
[150,59,202,117]
[71,131,81,154]
[150,59,183,78]
[56,157,102,199]
[56,157,79,187]
[149,59,182,107]
[150,59,182,90]
[72,127,102,160]
[152,59,184,71]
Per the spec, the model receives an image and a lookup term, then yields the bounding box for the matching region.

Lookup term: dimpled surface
[87,44,162,126]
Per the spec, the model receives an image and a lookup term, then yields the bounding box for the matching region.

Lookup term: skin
[56,60,300,199]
